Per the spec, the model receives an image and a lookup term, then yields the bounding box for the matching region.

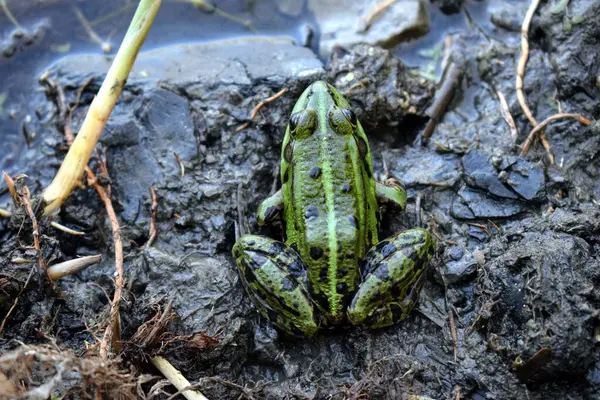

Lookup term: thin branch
[87,166,124,357]
[145,187,158,248]
[521,113,592,155]
[361,0,397,32]
[496,90,518,142]
[236,88,288,132]
[174,152,185,177]
[515,0,555,162]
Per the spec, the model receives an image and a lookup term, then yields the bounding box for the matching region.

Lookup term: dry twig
[521,113,592,154]
[448,310,458,362]
[496,90,518,142]
[236,88,288,132]
[361,0,397,32]
[515,0,554,162]
[145,187,158,248]
[86,164,124,357]
[174,152,185,177]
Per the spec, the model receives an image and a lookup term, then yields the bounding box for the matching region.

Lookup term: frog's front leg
[347,228,435,328]
[256,189,283,225]
[232,234,319,337]
[375,181,407,211]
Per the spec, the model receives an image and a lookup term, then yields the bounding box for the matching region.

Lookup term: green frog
[232,81,435,337]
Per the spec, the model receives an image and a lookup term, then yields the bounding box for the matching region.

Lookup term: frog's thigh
[347,228,435,328]
[256,189,283,225]
[375,181,407,210]
[232,234,318,337]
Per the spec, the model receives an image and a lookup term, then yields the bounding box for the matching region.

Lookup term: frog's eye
[289,110,317,139]
[328,108,354,136]
[341,109,357,126]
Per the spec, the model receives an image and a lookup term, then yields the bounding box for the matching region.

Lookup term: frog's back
[279,81,379,323]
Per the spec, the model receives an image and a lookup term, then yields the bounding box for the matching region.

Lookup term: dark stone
[451,186,524,220]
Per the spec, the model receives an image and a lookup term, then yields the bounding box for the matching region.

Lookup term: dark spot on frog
[287,258,305,281]
[381,242,397,259]
[268,242,285,256]
[348,215,358,228]
[281,276,295,291]
[400,231,419,243]
[290,243,299,253]
[344,252,355,260]
[318,267,328,279]
[342,183,351,193]
[249,253,268,270]
[244,239,256,247]
[373,263,391,281]
[305,204,318,220]
[310,246,324,260]
[344,152,350,161]
[284,142,293,163]
[336,282,349,293]
[308,166,321,179]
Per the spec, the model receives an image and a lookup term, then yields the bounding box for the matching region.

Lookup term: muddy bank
[1,0,600,398]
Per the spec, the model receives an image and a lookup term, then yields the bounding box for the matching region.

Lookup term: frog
[232,81,436,337]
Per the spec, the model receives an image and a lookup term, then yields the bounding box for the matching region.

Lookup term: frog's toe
[233,235,319,337]
[347,229,435,328]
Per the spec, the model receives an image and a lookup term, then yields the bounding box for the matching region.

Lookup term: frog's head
[287,80,358,140]
[282,80,371,169]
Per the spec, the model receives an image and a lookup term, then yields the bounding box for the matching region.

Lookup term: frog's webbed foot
[256,189,283,225]
[375,181,407,211]
[232,234,319,337]
[347,228,435,328]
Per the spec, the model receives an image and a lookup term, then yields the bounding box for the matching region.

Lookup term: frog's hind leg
[232,234,319,337]
[347,228,435,328]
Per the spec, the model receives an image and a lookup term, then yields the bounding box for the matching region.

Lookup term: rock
[504,158,545,202]
[462,151,518,199]
[52,37,324,89]
[308,0,429,56]
[327,44,435,135]
[390,146,462,187]
[451,186,524,219]
[442,244,478,284]
[462,151,546,203]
